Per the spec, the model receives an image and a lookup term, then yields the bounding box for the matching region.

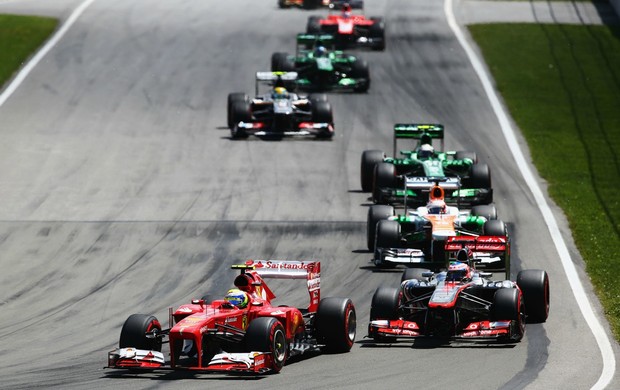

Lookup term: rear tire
[483,219,507,236]
[303,0,322,9]
[367,205,394,251]
[245,317,287,373]
[119,314,162,351]
[369,17,385,50]
[315,297,356,353]
[307,16,321,34]
[271,52,295,72]
[350,59,370,92]
[517,269,550,323]
[455,151,478,164]
[467,163,492,190]
[361,150,384,192]
[471,204,498,221]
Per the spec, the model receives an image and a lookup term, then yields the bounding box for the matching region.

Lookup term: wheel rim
[346,308,357,343]
[272,328,287,364]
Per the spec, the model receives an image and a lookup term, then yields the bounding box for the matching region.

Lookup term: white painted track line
[0,0,97,108]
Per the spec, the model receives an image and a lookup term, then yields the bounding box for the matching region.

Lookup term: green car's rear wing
[393,123,444,156]
[296,33,335,53]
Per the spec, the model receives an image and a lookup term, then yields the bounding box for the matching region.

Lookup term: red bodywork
[319,14,374,35]
[109,260,322,373]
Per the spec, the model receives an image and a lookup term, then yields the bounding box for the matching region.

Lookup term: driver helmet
[224,288,250,308]
[418,143,434,159]
[314,45,327,58]
[427,200,447,214]
[446,262,471,282]
[342,3,352,17]
[272,86,289,99]
[456,247,472,263]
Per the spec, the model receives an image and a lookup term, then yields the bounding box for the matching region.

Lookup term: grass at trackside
[469,23,620,339]
[0,14,57,89]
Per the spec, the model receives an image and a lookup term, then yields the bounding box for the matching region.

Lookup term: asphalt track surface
[0,0,618,389]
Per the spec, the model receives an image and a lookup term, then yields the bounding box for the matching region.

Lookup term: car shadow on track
[356,339,517,349]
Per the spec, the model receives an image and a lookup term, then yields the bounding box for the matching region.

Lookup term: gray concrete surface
[0,0,617,389]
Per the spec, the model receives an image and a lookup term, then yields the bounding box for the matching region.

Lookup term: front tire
[370,286,400,320]
[315,297,356,353]
[491,288,525,342]
[227,92,249,128]
[372,162,396,204]
[367,205,394,251]
[119,314,162,351]
[245,317,288,373]
[360,150,384,192]
[401,268,431,283]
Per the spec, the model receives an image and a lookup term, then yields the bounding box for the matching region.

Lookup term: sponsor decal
[177,306,193,313]
[226,317,238,323]
[242,314,248,330]
[308,277,320,291]
[255,357,265,366]
[270,310,286,316]
[181,317,202,324]
[245,260,316,271]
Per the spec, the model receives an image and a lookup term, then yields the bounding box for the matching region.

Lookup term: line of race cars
[360,123,550,343]
[226,1,384,139]
[106,0,550,377]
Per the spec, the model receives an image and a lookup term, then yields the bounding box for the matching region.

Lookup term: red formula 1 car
[367,245,549,343]
[107,260,356,374]
[306,2,385,50]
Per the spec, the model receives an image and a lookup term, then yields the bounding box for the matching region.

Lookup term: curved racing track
[0,0,618,388]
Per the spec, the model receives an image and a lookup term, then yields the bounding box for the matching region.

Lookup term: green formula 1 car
[271,34,369,92]
[360,124,493,207]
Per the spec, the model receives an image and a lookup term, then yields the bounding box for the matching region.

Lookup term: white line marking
[444,0,615,388]
[0,0,97,108]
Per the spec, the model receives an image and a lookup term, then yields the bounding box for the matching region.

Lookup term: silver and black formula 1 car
[227,72,334,139]
[368,249,549,343]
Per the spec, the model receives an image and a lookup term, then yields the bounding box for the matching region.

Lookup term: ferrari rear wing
[393,123,444,156]
[234,260,321,312]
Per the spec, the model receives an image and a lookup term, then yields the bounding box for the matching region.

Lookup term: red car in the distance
[306,3,385,50]
[107,260,356,374]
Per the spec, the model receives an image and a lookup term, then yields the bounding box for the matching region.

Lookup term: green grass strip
[0,14,58,89]
[469,23,620,339]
